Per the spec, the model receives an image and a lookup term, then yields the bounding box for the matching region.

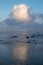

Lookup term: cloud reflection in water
[12,43,30,62]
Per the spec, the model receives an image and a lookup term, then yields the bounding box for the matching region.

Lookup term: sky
[0,0,43,22]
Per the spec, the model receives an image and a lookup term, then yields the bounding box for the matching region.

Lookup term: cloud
[32,14,43,24]
[0,21,8,31]
[0,21,6,25]
[10,4,31,22]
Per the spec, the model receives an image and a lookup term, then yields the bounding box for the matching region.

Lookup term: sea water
[0,30,43,65]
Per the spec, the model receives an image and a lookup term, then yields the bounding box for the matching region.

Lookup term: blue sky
[0,0,43,22]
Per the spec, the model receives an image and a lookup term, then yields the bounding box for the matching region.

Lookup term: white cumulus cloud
[10,4,31,22]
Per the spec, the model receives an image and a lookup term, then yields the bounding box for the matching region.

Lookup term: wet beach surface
[0,31,43,65]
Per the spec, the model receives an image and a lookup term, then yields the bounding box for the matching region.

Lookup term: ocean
[0,30,43,65]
